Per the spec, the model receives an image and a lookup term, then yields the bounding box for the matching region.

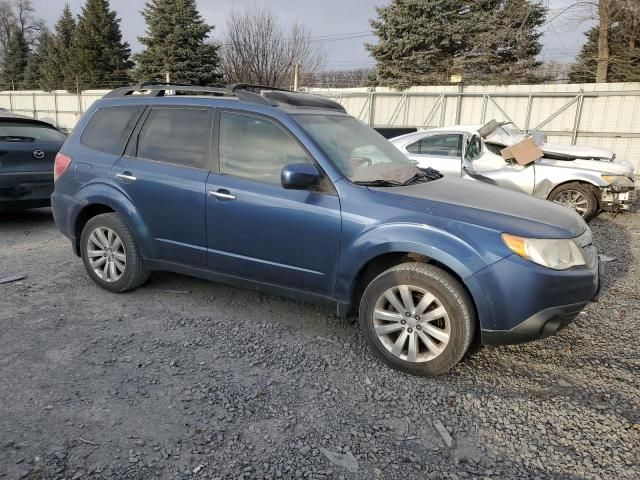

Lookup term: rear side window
[80,106,143,155]
[0,121,66,142]
[407,134,462,158]
[136,108,211,169]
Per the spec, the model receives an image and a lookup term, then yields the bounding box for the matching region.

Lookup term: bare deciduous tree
[221,8,326,88]
[0,0,43,51]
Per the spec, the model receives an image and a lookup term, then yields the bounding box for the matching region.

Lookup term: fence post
[32,92,37,119]
[54,92,59,127]
[524,94,533,133]
[455,84,464,124]
[480,94,488,123]
[572,91,584,145]
[439,95,447,127]
[8,90,13,113]
[368,88,376,127]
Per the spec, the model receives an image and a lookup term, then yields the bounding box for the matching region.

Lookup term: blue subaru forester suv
[51,82,600,376]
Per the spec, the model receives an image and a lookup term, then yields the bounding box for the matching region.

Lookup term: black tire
[358,263,475,376]
[80,212,149,293]
[548,182,599,221]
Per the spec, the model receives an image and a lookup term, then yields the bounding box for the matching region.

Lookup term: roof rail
[102,81,345,112]
[228,83,293,94]
[103,80,230,98]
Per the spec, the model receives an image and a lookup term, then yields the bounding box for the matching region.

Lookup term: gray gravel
[0,207,638,480]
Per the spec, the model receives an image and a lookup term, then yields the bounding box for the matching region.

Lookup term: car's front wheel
[359,263,475,376]
[548,182,598,221]
[80,212,149,293]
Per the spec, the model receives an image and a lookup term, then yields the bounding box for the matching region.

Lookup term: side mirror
[281,163,320,190]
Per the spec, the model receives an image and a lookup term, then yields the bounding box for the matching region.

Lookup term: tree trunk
[596,0,611,83]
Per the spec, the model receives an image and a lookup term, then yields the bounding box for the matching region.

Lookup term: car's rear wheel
[359,263,475,376]
[549,182,598,221]
[80,213,149,292]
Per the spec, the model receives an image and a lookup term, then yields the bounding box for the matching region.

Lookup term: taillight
[54,153,72,181]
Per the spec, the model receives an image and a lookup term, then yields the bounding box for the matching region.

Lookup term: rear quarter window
[80,106,144,155]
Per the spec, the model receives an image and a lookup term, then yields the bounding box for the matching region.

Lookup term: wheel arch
[534,169,606,201]
[71,185,154,259]
[348,250,482,347]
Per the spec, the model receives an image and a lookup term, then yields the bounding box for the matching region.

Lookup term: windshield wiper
[354,179,404,187]
[402,167,442,185]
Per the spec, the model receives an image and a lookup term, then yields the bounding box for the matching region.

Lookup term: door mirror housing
[281,163,320,190]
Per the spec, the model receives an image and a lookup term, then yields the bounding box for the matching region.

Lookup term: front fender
[70,181,155,259]
[335,222,503,303]
[533,165,608,199]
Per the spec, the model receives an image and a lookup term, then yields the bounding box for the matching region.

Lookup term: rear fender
[72,182,155,259]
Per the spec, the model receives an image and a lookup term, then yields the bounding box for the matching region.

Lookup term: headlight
[502,234,586,270]
[602,175,635,188]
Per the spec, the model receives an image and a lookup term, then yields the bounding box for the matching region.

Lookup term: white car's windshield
[295,114,430,185]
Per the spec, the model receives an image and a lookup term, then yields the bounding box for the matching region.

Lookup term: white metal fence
[1,83,639,173]
[308,83,640,174]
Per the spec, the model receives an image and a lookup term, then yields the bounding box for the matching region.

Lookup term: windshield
[0,121,66,142]
[465,135,483,161]
[500,126,524,141]
[294,114,426,185]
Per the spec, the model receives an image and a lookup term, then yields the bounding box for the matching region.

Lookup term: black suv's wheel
[80,213,149,293]
[359,263,475,376]
[548,182,598,221]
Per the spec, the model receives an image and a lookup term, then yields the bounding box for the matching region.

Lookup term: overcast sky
[32,0,597,70]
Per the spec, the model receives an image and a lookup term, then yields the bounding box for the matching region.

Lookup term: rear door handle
[116,172,137,183]
[208,189,236,201]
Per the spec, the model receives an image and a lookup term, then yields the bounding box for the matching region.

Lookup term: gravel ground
[0,208,638,480]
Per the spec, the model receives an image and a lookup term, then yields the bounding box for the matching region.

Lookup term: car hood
[538,142,613,160]
[484,132,622,162]
[536,157,634,176]
[371,176,587,239]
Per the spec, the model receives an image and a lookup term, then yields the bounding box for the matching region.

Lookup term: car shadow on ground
[0,207,54,228]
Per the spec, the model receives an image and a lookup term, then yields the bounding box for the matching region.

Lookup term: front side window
[219,111,312,184]
[81,106,142,154]
[137,108,210,169]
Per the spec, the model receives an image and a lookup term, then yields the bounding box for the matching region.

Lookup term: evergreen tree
[569,1,640,83]
[1,28,29,89]
[367,0,469,88]
[134,0,222,85]
[54,4,77,88]
[464,0,547,84]
[23,49,41,89]
[367,0,548,87]
[66,0,132,91]
[32,30,59,91]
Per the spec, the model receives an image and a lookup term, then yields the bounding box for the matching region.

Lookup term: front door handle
[208,189,236,201]
[116,172,137,183]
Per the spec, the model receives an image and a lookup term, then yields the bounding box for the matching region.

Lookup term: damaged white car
[391,121,636,221]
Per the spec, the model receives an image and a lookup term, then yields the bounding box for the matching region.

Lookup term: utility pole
[596,0,611,83]
[293,63,300,92]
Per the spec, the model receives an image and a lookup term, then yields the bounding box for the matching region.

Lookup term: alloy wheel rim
[373,285,451,363]
[553,190,589,216]
[87,227,126,282]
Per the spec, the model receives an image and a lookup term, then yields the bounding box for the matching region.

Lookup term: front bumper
[601,186,636,212]
[467,249,599,347]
